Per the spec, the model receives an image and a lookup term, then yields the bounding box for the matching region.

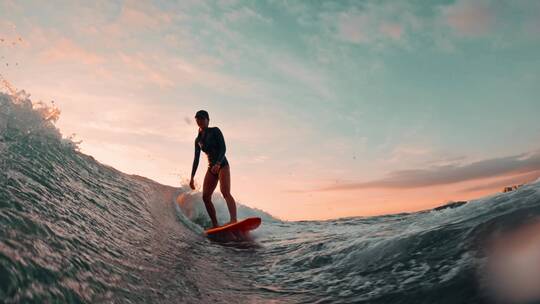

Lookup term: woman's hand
[189,178,195,190]
[211,163,221,175]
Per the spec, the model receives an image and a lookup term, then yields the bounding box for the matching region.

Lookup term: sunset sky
[1,0,539,220]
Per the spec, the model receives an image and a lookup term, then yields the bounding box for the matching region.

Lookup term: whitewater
[2,91,540,303]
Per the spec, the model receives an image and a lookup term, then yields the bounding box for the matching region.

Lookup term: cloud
[38,37,104,65]
[268,0,309,16]
[118,52,175,88]
[57,93,195,147]
[379,23,403,40]
[217,0,239,8]
[224,6,272,23]
[385,144,432,164]
[244,154,269,164]
[461,171,540,193]
[332,3,412,45]
[0,0,22,16]
[337,11,371,44]
[115,50,252,92]
[109,0,173,33]
[320,0,539,50]
[440,0,496,37]
[270,53,333,100]
[312,151,540,191]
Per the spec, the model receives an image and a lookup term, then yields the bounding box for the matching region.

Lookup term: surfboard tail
[205,217,262,235]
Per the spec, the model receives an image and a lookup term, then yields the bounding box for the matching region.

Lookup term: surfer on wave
[189,110,237,228]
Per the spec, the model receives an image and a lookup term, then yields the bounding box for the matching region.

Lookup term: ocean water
[2,91,540,303]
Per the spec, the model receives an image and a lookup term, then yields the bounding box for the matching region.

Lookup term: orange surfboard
[205,217,261,236]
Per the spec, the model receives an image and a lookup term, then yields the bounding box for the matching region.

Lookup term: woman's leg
[219,165,237,223]
[203,168,219,228]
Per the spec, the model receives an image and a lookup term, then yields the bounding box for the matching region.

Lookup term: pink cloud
[311,151,540,191]
[337,12,371,44]
[334,5,409,45]
[379,23,403,40]
[118,52,175,88]
[116,50,252,92]
[442,0,496,37]
[117,2,172,29]
[0,0,20,11]
[462,171,540,193]
[98,0,174,38]
[39,37,104,65]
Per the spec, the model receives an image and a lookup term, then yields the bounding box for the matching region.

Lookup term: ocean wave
[2,90,540,303]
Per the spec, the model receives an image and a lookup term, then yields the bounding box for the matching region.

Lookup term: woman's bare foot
[224,219,238,226]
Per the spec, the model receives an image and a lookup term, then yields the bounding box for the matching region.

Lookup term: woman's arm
[214,127,226,165]
[191,138,201,179]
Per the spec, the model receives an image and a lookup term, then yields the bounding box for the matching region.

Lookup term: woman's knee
[222,191,232,199]
[202,193,213,203]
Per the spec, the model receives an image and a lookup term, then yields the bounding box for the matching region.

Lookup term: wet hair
[195,110,209,120]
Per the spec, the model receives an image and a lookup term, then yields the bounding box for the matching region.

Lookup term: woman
[189,110,237,228]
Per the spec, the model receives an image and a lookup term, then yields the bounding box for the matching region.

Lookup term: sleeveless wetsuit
[191,127,229,177]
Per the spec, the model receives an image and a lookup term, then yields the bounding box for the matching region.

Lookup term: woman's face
[195,116,208,128]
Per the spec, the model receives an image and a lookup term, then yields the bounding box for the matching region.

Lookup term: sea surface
[2,91,540,303]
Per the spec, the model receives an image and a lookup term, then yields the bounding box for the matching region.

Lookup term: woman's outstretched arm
[191,138,201,179]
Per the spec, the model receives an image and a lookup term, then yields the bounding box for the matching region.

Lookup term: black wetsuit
[191,127,229,177]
